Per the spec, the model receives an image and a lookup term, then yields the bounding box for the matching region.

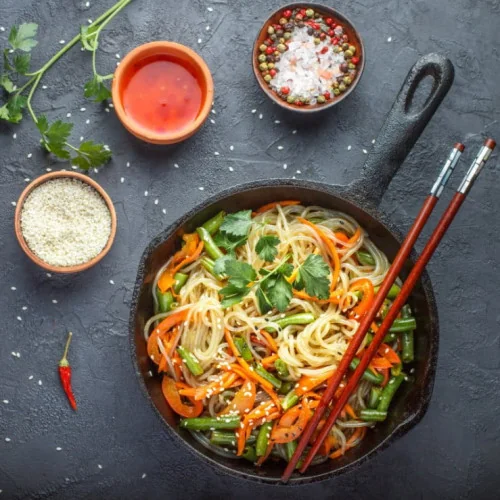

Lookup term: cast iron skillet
[130,53,454,484]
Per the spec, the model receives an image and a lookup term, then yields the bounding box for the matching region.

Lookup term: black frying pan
[129,53,454,484]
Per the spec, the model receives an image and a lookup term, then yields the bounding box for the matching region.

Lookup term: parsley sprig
[0,0,132,169]
[213,210,253,253]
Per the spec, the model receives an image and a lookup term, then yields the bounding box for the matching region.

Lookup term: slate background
[0,0,499,498]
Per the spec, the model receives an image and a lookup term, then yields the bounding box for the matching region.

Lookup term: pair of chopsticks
[282,138,496,481]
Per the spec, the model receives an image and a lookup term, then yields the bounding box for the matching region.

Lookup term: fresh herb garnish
[256,235,280,262]
[294,254,331,300]
[213,210,253,253]
[0,0,132,169]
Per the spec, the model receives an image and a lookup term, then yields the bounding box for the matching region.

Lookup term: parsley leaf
[0,74,15,93]
[294,254,331,300]
[218,257,256,308]
[0,94,27,123]
[80,25,99,51]
[255,286,273,314]
[13,53,31,74]
[84,75,111,102]
[72,141,112,170]
[219,210,253,238]
[8,23,38,52]
[266,274,293,313]
[213,231,248,254]
[256,235,280,262]
[0,104,10,120]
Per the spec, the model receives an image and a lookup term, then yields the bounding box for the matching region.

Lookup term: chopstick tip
[484,138,496,150]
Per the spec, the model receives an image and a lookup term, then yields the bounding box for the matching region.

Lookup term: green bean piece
[285,440,298,462]
[196,227,224,260]
[401,304,413,318]
[368,387,382,409]
[177,346,204,376]
[401,331,414,363]
[350,357,384,385]
[180,416,240,431]
[256,421,273,457]
[242,446,257,463]
[156,289,174,313]
[234,337,253,362]
[377,374,405,412]
[274,359,289,378]
[365,332,374,346]
[210,431,256,447]
[202,210,226,235]
[383,332,398,344]
[200,256,224,281]
[390,317,417,332]
[281,390,299,411]
[278,381,294,395]
[254,364,282,390]
[173,273,188,294]
[357,250,375,266]
[359,409,388,422]
[387,284,401,299]
[391,363,402,376]
[265,313,316,333]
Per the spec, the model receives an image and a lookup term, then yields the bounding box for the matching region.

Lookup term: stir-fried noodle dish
[144,201,416,465]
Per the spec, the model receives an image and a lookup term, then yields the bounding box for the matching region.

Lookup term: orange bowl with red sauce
[112,42,214,144]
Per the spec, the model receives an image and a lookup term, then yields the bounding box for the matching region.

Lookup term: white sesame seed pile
[20,178,112,267]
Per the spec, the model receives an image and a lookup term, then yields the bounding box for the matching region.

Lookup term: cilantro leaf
[0,74,15,93]
[0,94,27,123]
[37,118,73,156]
[219,210,253,238]
[213,231,248,254]
[0,104,10,120]
[72,141,112,170]
[84,75,111,102]
[217,257,256,309]
[35,115,49,134]
[266,274,293,312]
[255,286,273,314]
[13,53,31,74]
[256,235,280,262]
[9,23,38,52]
[294,254,331,300]
[44,119,73,145]
[219,284,252,309]
[213,255,232,276]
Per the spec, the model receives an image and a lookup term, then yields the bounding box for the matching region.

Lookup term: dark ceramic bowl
[130,54,454,483]
[252,3,365,113]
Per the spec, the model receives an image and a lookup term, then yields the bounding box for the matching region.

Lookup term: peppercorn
[295,13,304,21]
[332,81,339,88]
[264,74,272,83]
[274,50,280,56]
[258,54,266,63]
[305,8,314,17]
[283,9,292,18]
[270,34,277,41]
[284,32,292,40]
[324,91,331,100]
[314,37,321,45]
[340,62,348,73]
[349,45,356,54]
[344,49,353,58]
[277,43,286,52]
[351,56,360,64]
[266,54,275,62]
[267,26,275,35]
[333,87,341,95]
[343,76,352,85]
[259,62,268,71]
[265,46,274,55]
[259,44,267,52]
[279,17,287,25]
[268,62,275,69]
[274,55,281,62]
[342,42,350,50]
[297,21,305,28]
[307,27,314,36]
[342,34,349,41]
[326,17,333,25]
[317,95,326,104]
[281,86,290,95]
[333,46,341,53]
[348,62,356,70]
[319,32,326,40]
[339,83,346,92]
[284,22,293,31]
[286,95,295,104]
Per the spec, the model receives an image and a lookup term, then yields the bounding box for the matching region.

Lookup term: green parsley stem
[26,72,42,123]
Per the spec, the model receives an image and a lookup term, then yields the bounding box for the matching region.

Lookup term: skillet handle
[358,53,454,207]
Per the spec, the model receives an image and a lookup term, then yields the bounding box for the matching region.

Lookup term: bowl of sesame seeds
[253,3,365,112]
[14,171,117,273]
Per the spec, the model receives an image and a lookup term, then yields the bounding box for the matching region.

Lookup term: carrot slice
[261,354,279,368]
[147,329,167,365]
[379,343,401,365]
[295,371,334,397]
[220,379,256,416]
[255,200,300,214]
[329,427,366,459]
[348,227,362,245]
[334,232,349,244]
[344,403,357,419]
[259,330,278,353]
[349,278,375,318]
[370,357,393,369]
[293,289,342,304]
[271,399,311,444]
[162,376,203,418]
[154,308,190,336]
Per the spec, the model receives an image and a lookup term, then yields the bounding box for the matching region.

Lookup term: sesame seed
[387,36,392,42]
[86,119,90,124]
[52,299,58,304]
[126,162,130,167]
[2,400,8,404]
[22,306,27,311]
[296,170,302,174]
[292,129,297,134]
[13,133,17,139]
[347,145,352,150]
[16,316,22,321]
[206,26,210,31]
[5,437,11,442]
[277,145,283,150]
[59,40,65,44]
[47,273,52,277]
[116,61,120,67]
[56,447,62,451]
[28,375,33,380]
[174,163,179,168]
[38,380,42,386]
[207,6,213,11]
[142,473,147,479]
[86,1,90,6]
[109,279,115,285]
[251,109,257,114]
[11,201,16,207]
[79,136,84,142]
[259,113,263,119]
[210,119,215,124]
[362,149,368,154]
[229,167,234,172]
[144,191,148,196]
[162,208,167,214]
[80,107,86,112]
[229,145,234,151]
[98,464,102,469]
[154,199,159,205]
[115,54,120,59]
[66,112,71,118]
[25,178,30,182]
[214,151,220,156]
[11,286,16,291]
[27,153,32,158]
[120,177,124,183]
[274,120,281,124]
[199,187,204,191]
[372,139,376,144]
[283,163,287,169]
[198,38,202,44]
[0,27,4,32]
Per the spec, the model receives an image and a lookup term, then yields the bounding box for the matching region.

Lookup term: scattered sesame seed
[0,27,5,32]
[174,163,179,168]
[5,438,11,442]
[259,113,263,119]
[142,473,147,479]
[115,53,120,59]
[66,112,71,118]
[79,136,84,142]
[154,199,159,205]
[362,149,368,154]
[210,119,215,124]
[387,36,392,42]
[126,162,130,167]
[283,163,287,169]
[86,119,90,124]
[144,191,148,196]
[13,133,17,139]
[251,109,257,114]
[80,107,86,112]
[228,166,234,172]
[2,400,8,404]
[274,120,281,124]
[105,108,110,113]
[56,447,62,451]
[207,6,213,11]
[88,19,92,24]
[86,1,90,6]
[11,286,16,291]
[296,170,302,174]
[292,129,297,134]
[47,273,52,277]
[199,187,204,191]
[98,464,102,469]
[22,306,27,311]
[162,208,167,214]
[214,151,220,156]
[11,201,16,207]
[52,299,58,304]
[347,145,352,150]
[28,375,33,380]
[16,316,22,321]
[109,103,114,108]
[372,139,376,144]
[27,153,32,159]
[25,178,31,182]
[197,38,202,44]
[109,279,115,285]
[206,26,210,31]
[120,177,124,183]
[116,61,120,67]
[46,168,53,172]
[229,145,234,151]
[42,85,47,89]
[277,145,284,150]
[59,40,65,44]
[38,380,42,385]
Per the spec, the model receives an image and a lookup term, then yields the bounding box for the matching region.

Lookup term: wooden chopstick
[281,142,465,481]
[286,138,496,479]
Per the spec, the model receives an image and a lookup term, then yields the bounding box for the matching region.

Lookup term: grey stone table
[0,0,499,498]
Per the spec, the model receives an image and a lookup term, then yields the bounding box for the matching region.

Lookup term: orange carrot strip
[220,379,256,416]
[379,343,401,365]
[295,371,334,397]
[329,427,366,459]
[334,232,349,244]
[348,278,375,318]
[162,376,203,418]
[259,330,278,353]
[255,200,300,214]
[271,399,311,444]
[154,308,190,336]
[344,403,358,419]
[348,227,362,245]
[261,354,279,368]
[293,289,342,304]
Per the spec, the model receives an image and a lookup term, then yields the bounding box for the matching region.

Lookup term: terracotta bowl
[112,41,214,145]
[253,3,365,113]
[14,171,117,274]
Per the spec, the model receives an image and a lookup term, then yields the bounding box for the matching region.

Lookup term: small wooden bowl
[253,3,365,113]
[14,171,117,274]
[112,41,214,145]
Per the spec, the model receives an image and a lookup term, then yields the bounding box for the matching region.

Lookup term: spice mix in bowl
[14,171,116,273]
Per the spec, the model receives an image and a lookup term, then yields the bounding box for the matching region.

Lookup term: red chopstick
[281,142,464,481]
[286,138,496,480]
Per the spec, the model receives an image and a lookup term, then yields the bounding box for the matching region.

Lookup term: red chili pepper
[283,9,292,18]
[59,332,77,411]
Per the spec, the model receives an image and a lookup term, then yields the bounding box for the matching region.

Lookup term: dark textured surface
[0,0,499,499]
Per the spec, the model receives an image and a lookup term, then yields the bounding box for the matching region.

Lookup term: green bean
[196,227,224,260]
[377,374,405,412]
[364,332,374,345]
[156,289,174,313]
[210,431,256,447]
[256,421,273,457]
[274,359,289,378]
[390,317,417,332]
[265,313,316,333]
[387,284,401,299]
[177,346,204,376]
[285,440,298,462]
[200,256,224,281]
[234,337,253,362]
[202,210,226,235]
[278,381,294,395]
[242,446,257,462]
[173,272,188,294]
[383,332,398,344]
[391,363,402,376]
[368,387,382,409]
[359,409,387,422]
[350,357,384,385]
[180,416,240,431]
[254,364,282,390]
[281,390,299,411]
[357,250,375,266]
[402,331,414,363]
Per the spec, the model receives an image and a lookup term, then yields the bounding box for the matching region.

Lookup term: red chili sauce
[121,55,202,135]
